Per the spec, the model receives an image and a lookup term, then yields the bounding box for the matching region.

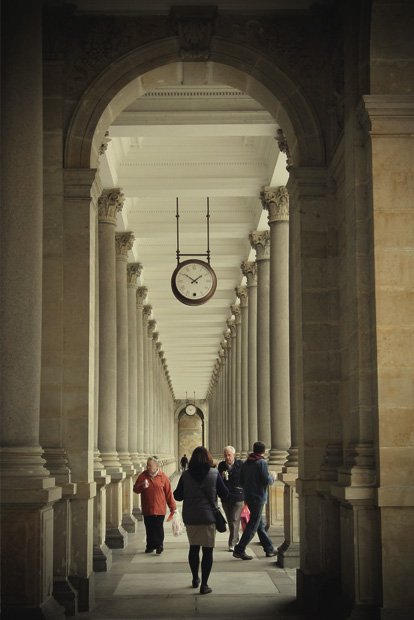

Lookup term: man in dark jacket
[233,441,276,560]
[218,445,244,551]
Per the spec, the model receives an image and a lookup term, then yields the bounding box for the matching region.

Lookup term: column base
[53,578,78,616]
[68,574,95,613]
[277,541,300,568]
[381,609,414,620]
[0,597,66,620]
[93,543,112,572]
[105,525,128,549]
[296,568,342,616]
[121,512,138,533]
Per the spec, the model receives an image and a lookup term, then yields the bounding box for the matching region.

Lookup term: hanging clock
[171,259,217,306]
[185,404,196,415]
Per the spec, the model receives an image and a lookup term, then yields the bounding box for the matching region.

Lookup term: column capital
[143,304,152,320]
[148,319,157,335]
[115,232,135,259]
[231,304,241,324]
[98,188,124,224]
[136,286,148,308]
[260,186,289,223]
[241,260,257,286]
[127,263,142,287]
[226,318,236,337]
[156,341,162,351]
[235,285,248,307]
[249,230,270,261]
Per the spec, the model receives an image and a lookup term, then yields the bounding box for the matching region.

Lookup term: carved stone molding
[99,130,111,156]
[260,186,289,223]
[127,262,142,287]
[115,232,135,259]
[249,230,270,261]
[241,260,257,285]
[170,6,217,60]
[136,286,148,308]
[235,285,248,307]
[98,188,124,224]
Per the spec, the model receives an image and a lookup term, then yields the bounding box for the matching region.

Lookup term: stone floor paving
[77,515,306,620]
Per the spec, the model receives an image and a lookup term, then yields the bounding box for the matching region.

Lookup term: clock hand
[193,274,203,283]
[183,274,197,283]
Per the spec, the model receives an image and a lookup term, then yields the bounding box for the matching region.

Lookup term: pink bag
[240,504,250,531]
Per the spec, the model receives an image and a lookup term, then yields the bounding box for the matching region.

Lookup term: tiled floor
[77,514,305,620]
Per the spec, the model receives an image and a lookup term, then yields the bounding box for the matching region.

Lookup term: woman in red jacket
[133,456,176,554]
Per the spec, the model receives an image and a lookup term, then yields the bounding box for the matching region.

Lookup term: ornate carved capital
[136,286,148,308]
[99,131,111,157]
[275,128,292,170]
[115,232,135,259]
[170,6,217,60]
[226,318,236,337]
[127,263,142,287]
[241,260,257,286]
[235,285,248,307]
[98,188,124,224]
[148,319,157,335]
[231,304,241,324]
[143,304,152,320]
[249,230,270,261]
[260,186,289,223]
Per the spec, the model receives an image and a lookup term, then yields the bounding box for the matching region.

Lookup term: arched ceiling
[99,82,288,400]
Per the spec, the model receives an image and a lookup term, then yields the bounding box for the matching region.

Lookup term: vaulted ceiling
[99,84,288,400]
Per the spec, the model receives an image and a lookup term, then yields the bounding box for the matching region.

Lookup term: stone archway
[64,40,324,170]
[177,407,205,464]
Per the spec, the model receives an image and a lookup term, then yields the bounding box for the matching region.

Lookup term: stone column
[261,187,290,527]
[241,260,258,445]
[218,349,226,450]
[127,264,141,470]
[148,319,157,454]
[249,231,271,445]
[227,318,237,448]
[136,287,147,458]
[0,3,64,616]
[236,286,249,457]
[97,190,127,550]
[231,304,242,454]
[115,232,137,534]
[142,305,152,456]
[223,330,232,445]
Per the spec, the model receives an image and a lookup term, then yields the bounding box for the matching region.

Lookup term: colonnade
[207,186,298,566]
[95,188,175,562]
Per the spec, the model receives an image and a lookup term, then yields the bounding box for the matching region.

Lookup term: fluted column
[0,4,64,615]
[136,287,147,458]
[218,349,226,450]
[226,318,237,448]
[261,187,291,466]
[148,319,157,454]
[241,260,258,445]
[231,304,242,454]
[236,286,249,457]
[261,187,291,528]
[142,305,152,456]
[97,190,127,550]
[127,264,141,469]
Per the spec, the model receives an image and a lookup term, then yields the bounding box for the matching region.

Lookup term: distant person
[180,454,189,471]
[217,445,244,551]
[232,441,277,560]
[133,456,176,555]
[174,446,229,595]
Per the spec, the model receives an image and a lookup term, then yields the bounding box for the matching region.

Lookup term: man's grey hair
[223,445,236,454]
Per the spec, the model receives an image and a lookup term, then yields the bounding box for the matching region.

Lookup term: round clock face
[185,404,196,415]
[171,259,217,306]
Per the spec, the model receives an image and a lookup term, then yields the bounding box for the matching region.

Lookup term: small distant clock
[185,404,196,416]
[171,259,217,306]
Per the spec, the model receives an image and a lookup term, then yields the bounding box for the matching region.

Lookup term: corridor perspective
[1,1,413,619]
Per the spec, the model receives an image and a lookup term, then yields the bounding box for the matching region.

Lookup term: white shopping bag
[171,510,184,537]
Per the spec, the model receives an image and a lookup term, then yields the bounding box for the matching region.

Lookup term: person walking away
[232,441,277,560]
[133,456,176,554]
[180,454,189,471]
[218,445,244,551]
[174,446,229,595]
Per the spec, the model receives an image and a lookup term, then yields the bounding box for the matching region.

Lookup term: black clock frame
[171,259,217,306]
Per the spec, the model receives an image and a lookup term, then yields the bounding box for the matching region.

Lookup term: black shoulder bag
[199,483,227,533]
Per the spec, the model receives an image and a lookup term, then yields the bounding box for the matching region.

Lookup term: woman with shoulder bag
[173,446,229,595]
